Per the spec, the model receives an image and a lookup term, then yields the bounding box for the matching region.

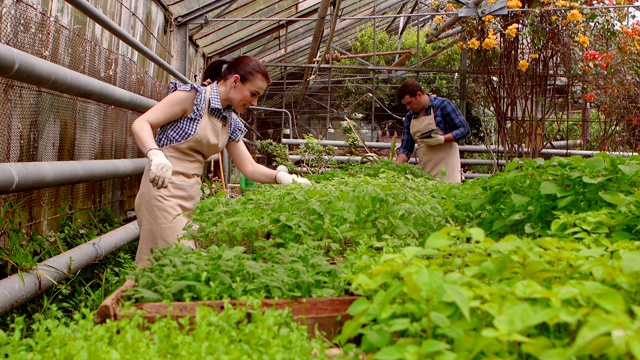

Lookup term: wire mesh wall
[0,0,167,236]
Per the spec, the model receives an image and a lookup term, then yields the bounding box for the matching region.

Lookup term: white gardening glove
[416,133,445,146]
[275,171,312,186]
[146,148,172,189]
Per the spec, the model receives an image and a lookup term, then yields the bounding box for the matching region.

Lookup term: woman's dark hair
[202,55,271,86]
[396,79,426,101]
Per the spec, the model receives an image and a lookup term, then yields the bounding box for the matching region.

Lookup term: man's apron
[134,86,229,266]
[410,109,462,183]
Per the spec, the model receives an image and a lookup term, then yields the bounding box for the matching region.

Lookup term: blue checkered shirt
[397,95,471,157]
[155,81,247,147]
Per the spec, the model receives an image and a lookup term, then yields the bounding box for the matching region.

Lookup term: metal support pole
[0,44,156,113]
[0,159,147,194]
[64,0,191,84]
[0,221,140,316]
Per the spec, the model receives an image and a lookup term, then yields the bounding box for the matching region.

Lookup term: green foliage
[0,305,333,359]
[341,120,361,155]
[337,226,640,359]
[187,161,447,256]
[0,207,135,335]
[296,134,337,174]
[455,153,640,239]
[128,243,347,302]
[255,139,294,170]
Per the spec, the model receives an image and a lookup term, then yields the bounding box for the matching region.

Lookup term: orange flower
[576,33,590,47]
[563,9,585,25]
[507,0,522,8]
[506,23,519,38]
[468,38,480,49]
[482,30,498,50]
[518,59,529,72]
[584,92,596,102]
[583,50,601,61]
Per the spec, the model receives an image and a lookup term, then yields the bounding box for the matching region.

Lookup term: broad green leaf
[576,336,611,357]
[384,318,412,332]
[506,333,533,343]
[556,286,580,300]
[618,164,640,175]
[582,175,606,184]
[629,337,640,359]
[467,227,485,243]
[347,297,370,316]
[373,344,403,360]
[512,280,546,298]
[429,311,451,328]
[571,316,616,352]
[584,157,606,172]
[621,252,640,274]
[578,248,607,258]
[481,327,501,338]
[591,287,626,313]
[402,246,427,259]
[557,196,574,209]
[511,193,530,206]
[540,181,561,196]
[425,231,454,249]
[599,191,627,205]
[363,328,391,349]
[420,339,451,354]
[521,336,554,358]
[443,284,470,319]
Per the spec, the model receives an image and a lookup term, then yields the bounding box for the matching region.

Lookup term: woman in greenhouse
[131,55,310,266]
[395,79,471,183]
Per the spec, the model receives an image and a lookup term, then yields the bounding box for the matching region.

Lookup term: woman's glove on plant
[147,149,172,189]
[276,171,312,186]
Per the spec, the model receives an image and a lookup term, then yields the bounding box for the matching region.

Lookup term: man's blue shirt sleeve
[397,111,415,157]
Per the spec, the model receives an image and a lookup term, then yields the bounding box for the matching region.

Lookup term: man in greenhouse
[131,55,311,266]
[395,79,471,183]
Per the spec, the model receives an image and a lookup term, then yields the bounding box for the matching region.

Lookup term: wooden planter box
[95,280,359,339]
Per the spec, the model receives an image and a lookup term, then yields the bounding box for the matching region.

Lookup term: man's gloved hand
[275,170,312,186]
[146,148,172,189]
[416,133,445,146]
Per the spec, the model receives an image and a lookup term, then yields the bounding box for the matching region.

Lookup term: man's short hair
[397,79,425,102]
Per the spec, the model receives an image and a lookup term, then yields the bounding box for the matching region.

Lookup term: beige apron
[135,86,229,265]
[410,108,462,183]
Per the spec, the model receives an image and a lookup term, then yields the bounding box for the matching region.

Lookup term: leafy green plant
[296,134,337,175]
[256,139,295,170]
[340,120,361,155]
[0,305,335,359]
[455,153,640,238]
[337,226,640,359]
[128,243,348,303]
[0,200,57,279]
[187,161,446,257]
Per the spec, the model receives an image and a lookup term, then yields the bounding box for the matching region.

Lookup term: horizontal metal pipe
[282,139,636,157]
[282,139,392,148]
[64,0,191,85]
[0,221,140,316]
[0,44,157,113]
[0,159,147,194]
[288,155,504,166]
